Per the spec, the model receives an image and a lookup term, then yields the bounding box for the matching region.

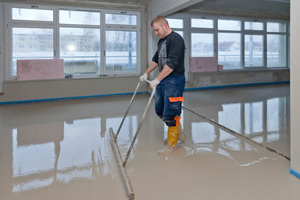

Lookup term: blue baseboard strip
[290,168,300,179]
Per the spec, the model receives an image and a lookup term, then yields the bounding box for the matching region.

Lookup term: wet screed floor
[0,83,299,200]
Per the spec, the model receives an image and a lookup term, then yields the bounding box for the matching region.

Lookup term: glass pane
[218,19,241,31]
[244,21,263,31]
[106,31,137,73]
[59,9,100,25]
[191,18,214,28]
[191,33,214,57]
[167,18,183,29]
[267,22,286,32]
[105,14,137,25]
[244,35,263,67]
[12,8,53,21]
[267,34,286,67]
[175,30,183,38]
[218,33,241,69]
[60,28,100,75]
[12,28,54,76]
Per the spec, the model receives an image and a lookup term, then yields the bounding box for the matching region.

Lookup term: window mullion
[241,19,245,69]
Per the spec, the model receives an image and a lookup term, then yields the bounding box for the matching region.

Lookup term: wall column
[290,0,300,179]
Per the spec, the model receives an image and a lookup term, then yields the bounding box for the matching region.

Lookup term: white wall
[0,77,145,103]
[150,0,203,17]
[0,2,3,94]
[290,0,300,178]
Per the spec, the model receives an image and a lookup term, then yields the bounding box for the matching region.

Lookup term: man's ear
[163,23,168,30]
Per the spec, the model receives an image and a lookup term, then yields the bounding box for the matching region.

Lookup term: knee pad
[163,118,176,127]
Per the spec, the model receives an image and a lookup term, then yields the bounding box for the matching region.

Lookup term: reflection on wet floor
[0,83,299,200]
[184,84,290,158]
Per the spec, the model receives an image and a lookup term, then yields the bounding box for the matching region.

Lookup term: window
[9,6,55,77]
[267,22,287,68]
[267,34,286,67]
[190,16,288,70]
[191,18,214,29]
[12,7,53,21]
[217,19,241,70]
[59,28,100,75]
[218,33,241,69]
[218,19,241,31]
[267,22,286,32]
[245,21,263,31]
[59,9,100,25]
[167,18,183,29]
[105,30,137,73]
[12,28,54,76]
[5,4,141,79]
[104,12,140,74]
[191,33,214,57]
[244,35,264,67]
[190,17,214,58]
[105,13,137,25]
[59,9,101,76]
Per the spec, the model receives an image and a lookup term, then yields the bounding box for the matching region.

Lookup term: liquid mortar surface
[0,84,299,200]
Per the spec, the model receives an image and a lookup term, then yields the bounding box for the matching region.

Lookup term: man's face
[152,22,167,39]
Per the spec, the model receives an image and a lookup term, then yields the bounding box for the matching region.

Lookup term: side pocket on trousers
[169,97,184,110]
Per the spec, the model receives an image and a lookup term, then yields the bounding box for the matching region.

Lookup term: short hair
[151,16,169,27]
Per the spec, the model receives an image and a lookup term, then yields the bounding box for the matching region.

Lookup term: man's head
[151,16,172,39]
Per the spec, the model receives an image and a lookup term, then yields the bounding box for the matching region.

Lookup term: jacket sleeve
[152,50,158,63]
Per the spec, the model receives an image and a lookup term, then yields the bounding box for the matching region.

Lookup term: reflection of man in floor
[140,16,186,154]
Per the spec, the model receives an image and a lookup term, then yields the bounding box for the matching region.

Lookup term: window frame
[190,15,217,58]
[58,6,102,78]
[188,14,289,71]
[266,20,288,68]
[103,10,141,76]
[5,3,57,80]
[244,33,264,68]
[243,19,265,69]
[4,3,141,80]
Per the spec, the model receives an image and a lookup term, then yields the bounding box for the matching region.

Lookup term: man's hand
[149,78,160,89]
[139,73,148,82]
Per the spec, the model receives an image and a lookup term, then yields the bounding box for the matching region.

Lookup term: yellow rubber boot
[167,125,179,148]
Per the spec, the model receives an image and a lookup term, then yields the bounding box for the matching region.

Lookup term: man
[140,16,186,153]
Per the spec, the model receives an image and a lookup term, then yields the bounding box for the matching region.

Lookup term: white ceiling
[6,0,290,19]
[181,0,290,19]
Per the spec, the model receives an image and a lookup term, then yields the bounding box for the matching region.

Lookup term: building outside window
[105,13,138,74]
[218,19,242,70]
[267,22,287,68]
[191,18,215,57]
[6,4,141,79]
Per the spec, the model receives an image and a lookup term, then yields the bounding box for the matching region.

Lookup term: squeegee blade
[109,128,135,200]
